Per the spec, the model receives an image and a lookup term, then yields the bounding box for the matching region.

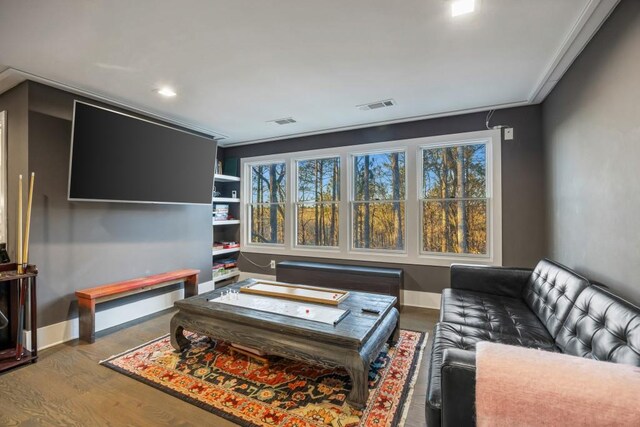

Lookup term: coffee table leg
[170,312,190,352]
[388,324,400,346]
[345,355,369,409]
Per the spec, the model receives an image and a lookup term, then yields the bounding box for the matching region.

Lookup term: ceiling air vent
[357,99,396,111]
[268,117,297,125]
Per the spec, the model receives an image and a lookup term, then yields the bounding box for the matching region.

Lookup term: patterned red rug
[101,330,426,427]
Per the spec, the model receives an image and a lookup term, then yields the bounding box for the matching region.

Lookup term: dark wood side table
[0,263,38,373]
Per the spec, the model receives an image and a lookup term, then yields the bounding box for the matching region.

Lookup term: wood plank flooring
[0,306,438,426]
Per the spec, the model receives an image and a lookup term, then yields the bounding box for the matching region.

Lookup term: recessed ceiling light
[157,87,177,97]
[451,0,475,17]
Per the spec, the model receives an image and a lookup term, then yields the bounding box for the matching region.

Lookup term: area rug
[100,329,426,427]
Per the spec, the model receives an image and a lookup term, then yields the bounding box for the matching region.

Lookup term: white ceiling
[0,0,618,146]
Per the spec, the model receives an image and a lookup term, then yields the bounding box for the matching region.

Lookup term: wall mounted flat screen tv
[68,101,216,205]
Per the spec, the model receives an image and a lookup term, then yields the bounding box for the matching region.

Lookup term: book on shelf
[213,241,239,250]
[211,264,238,277]
[212,266,239,277]
[214,257,238,269]
[213,204,229,221]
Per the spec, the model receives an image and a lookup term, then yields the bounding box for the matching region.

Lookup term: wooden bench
[75,269,200,343]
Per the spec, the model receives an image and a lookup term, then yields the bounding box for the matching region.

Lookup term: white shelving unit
[212,219,240,226]
[214,173,241,183]
[212,197,240,203]
[212,247,240,256]
[212,269,240,283]
[212,170,241,286]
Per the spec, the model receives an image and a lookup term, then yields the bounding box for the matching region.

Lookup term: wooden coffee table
[170,279,399,408]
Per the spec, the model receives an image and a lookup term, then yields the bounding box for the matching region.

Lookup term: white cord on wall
[239,252,273,270]
[485,109,508,130]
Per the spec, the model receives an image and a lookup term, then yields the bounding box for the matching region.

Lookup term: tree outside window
[421,143,487,254]
[352,151,406,251]
[296,157,340,247]
[249,162,285,244]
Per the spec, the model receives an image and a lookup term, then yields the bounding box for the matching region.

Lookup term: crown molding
[0,1,619,147]
[0,67,229,141]
[219,100,528,147]
[529,0,620,104]
[221,0,619,147]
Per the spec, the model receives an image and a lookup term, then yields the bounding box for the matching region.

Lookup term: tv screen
[68,101,216,205]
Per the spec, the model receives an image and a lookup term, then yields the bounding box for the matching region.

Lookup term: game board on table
[239,280,349,305]
[211,292,349,325]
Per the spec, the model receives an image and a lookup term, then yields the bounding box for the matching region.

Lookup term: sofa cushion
[522,259,589,338]
[556,286,640,366]
[426,322,557,426]
[440,288,554,344]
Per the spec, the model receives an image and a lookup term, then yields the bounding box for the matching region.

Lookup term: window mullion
[284,159,293,250]
[405,146,418,258]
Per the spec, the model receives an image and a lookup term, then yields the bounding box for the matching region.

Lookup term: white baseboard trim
[199,279,217,293]
[23,318,79,351]
[24,279,440,351]
[24,280,218,351]
[402,290,441,310]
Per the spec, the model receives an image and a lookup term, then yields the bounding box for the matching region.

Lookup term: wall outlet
[270,260,276,269]
[504,127,514,140]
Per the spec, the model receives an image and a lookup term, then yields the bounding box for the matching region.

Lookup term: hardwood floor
[0,306,438,426]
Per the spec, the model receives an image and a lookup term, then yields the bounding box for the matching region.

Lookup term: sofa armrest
[450,264,532,298]
[441,348,477,427]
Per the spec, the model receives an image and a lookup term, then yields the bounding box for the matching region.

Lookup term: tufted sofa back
[555,286,640,366]
[522,259,590,338]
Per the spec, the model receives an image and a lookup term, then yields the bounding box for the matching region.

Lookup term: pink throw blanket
[476,342,640,426]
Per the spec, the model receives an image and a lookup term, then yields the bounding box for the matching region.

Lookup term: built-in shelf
[212,270,241,283]
[212,247,240,256]
[212,197,240,203]
[214,174,241,183]
[212,173,241,284]
[212,219,240,226]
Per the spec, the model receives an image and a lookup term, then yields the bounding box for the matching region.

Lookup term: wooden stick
[23,172,35,264]
[17,174,22,271]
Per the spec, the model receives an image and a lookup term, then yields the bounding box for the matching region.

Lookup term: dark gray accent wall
[543,0,640,304]
[1,82,215,327]
[0,82,29,262]
[225,105,546,293]
[0,82,29,347]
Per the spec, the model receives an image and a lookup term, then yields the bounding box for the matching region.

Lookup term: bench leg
[184,273,199,298]
[78,298,96,344]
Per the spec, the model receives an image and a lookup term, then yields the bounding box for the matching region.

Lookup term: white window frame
[349,147,407,254]
[418,139,493,261]
[240,129,502,267]
[245,159,287,247]
[293,154,341,250]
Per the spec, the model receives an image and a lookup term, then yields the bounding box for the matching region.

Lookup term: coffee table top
[175,279,397,348]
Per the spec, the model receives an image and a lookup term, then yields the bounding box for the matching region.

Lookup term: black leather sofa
[426,259,640,426]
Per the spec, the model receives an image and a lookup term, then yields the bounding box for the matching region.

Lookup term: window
[352,151,406,251]
[241,130,501,267]
[249,162,286,244]
[421,143,487,255]
[296,157,340,247]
